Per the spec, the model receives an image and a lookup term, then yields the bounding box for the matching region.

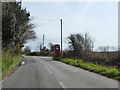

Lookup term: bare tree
[98,46,109,52]
[49,42,54,52]
[84,33,94,51]
[23,46,31,54]
[98,46,117,52]
[37,42,42,54]
[68,33,94,57]
[110,46,117,51]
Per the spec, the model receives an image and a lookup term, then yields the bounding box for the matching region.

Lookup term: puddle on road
[21,61,25,65]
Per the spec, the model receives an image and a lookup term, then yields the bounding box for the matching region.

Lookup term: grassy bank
[2,54,23,79]
[53,57,120,81]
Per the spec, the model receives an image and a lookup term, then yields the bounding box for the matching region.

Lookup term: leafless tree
[98,46,117,52]
[84,33,94,51]
[49,42,54,52]
[110,46,118,51]
[68,32,94,57]
[37,42,42,54]
[98,46,110,52]
[23,46,31,54]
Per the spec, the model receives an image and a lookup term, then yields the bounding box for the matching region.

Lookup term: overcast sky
[22,1,118,52]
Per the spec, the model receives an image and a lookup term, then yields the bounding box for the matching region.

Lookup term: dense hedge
[63,52,118,68]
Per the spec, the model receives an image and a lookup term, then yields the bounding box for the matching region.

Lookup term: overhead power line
[38,19,59,22]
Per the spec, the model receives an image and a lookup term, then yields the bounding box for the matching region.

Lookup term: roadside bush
[81,52,118,68]
[64,51,118,69]
[107,69,119,77]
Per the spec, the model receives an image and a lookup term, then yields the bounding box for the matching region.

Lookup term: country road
[2,56,118,89]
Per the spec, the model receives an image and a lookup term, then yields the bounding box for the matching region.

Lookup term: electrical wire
[37,19,60,22]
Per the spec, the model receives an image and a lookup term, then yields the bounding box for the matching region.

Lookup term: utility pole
[61,19,62,57]
[43,34,44,54]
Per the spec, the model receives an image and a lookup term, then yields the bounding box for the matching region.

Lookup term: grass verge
[53,57,120,81]
[2,54,23,79]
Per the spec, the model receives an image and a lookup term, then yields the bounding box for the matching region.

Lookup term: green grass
[53,57,120,80]
[2,54,23,78]
[0,57,2,79]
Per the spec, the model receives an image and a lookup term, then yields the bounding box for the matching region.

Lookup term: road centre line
[44,65,66,88]
[45,65,52,74]
[40,61,43,63]
[59,81,66,89]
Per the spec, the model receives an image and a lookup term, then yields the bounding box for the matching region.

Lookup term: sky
[21,1,118,52]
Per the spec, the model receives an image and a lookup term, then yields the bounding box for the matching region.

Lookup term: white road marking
[59,81,66,89]
[45,66,52,74]
[40,61,43,63]
[41,57,52,59]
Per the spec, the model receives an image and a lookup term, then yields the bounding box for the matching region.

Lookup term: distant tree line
[97,46,117,52]
[2,2,36,55]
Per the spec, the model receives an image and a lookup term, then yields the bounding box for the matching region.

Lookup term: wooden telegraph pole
[43,34,44,54]
[61,19,62,57]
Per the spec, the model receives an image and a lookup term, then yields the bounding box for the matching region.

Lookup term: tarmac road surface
[2,56,118,89]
